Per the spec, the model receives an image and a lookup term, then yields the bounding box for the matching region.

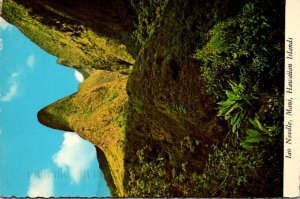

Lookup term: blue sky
[0,17,110,197]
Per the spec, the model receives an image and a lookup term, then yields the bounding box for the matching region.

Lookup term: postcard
[0,0,297,197]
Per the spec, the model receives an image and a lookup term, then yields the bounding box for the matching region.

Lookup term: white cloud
[27,169,54,197]
[53,132,95,184]
[26,55,35,68]
[0,17,12,30]
[0,83,17,102]
[11,72,19,78]
[0,38,3,51]
[0,72,20,102]
[74,70,84,83]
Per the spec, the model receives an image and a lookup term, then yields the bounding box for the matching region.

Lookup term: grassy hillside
[2,0,135,72]
[38,70,128,196]
[3,0,284,197]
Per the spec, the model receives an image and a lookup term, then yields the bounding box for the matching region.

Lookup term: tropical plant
[241,113,274,149]
[217,81,256,135]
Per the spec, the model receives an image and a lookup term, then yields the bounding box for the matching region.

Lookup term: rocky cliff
[37,70,128,196]
[2,0,135,72]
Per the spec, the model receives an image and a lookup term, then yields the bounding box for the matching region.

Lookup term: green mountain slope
[2,0,135,72]
[37,70,128,196]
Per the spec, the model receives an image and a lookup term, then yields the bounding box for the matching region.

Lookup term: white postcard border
[284,0,300,197]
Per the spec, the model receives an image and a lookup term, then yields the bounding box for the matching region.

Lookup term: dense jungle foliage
[125,0,284,197]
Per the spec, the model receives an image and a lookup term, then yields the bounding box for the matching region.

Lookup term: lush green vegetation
[37,71,128,196]
[126,133,282,197]
[126,0,284,197]
[194,2,283,99]
[194,1,284,187]
[3,0,135,71]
